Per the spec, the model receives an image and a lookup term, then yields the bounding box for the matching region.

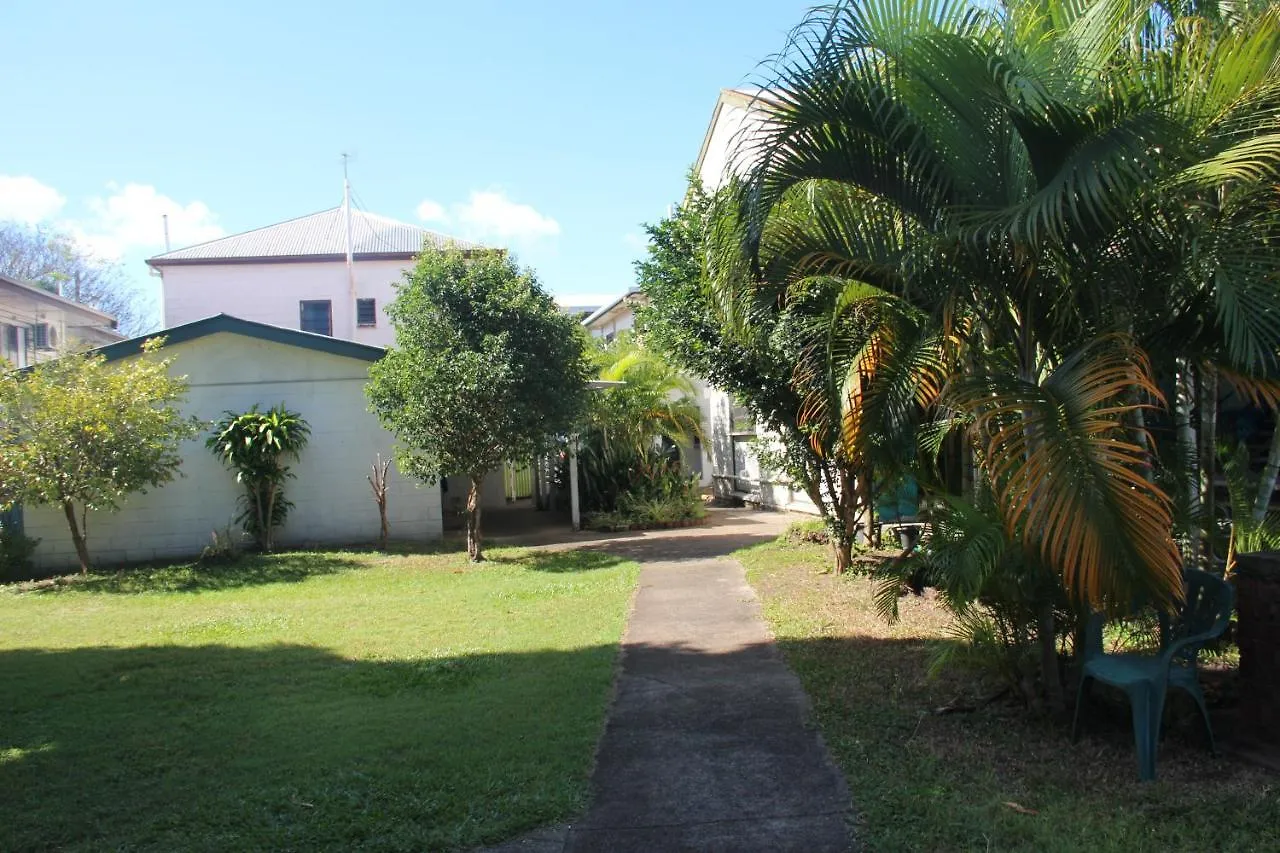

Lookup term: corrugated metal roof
[147,206,485,265]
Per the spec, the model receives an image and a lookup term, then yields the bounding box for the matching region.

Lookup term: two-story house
[587,88,819,514]
[0,273,123,367]
[148,205,484,346]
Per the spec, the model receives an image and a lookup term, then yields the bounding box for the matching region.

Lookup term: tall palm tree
[712,0,1280,708]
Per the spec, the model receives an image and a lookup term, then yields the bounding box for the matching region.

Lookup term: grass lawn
[0,546,639,852]
[739,538,1280,853]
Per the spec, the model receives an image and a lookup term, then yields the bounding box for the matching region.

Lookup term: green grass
[0,546,639,852]
[739,538,1280,853]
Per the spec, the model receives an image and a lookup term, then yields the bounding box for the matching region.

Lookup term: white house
[0,273,123,368]
[19,315,443,570]
[585,88,820,514]
[148,205,485,346]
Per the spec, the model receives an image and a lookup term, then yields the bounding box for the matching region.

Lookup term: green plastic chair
[1070,569,1234,781]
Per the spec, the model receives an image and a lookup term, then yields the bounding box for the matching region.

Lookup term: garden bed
[737,537,1280,852]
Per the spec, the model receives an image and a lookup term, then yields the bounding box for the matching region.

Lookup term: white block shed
[21,314,443,570]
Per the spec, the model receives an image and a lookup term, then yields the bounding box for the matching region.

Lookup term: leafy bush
[207,405,310,551]
[784,518,830,545]
[872,494,1071,705]
[0,529,40,583]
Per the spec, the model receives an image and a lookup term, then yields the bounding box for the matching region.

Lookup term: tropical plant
[577,333,706,528]
[0,338,197,573]
[712,0,1280,709]
[366,247,591,561]
[207,405,310,551]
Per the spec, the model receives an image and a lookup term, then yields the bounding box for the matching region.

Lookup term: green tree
[207,405,311,552]
[715,0,1280,709]
[636,177,922,571]
[0,339,197,572]
[367,247,591,561]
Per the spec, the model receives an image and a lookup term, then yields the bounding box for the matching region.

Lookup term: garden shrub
[0,529,40,583]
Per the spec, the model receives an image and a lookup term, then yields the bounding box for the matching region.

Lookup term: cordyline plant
[207,404,310,551]
[0,338,198,573]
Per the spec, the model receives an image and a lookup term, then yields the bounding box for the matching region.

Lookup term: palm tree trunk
[1254,418,1280,523]
[1175,359,1200,565]
[1017,306,1065,715]
[467,475,485,562]
[61,498,91,575]
[1200,365,1218,567]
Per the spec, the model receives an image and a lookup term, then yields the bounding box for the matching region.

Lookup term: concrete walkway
[480,510,851,852]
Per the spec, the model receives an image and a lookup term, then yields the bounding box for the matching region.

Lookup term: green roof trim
[93,314,387,363]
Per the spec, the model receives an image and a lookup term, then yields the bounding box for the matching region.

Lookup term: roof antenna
[162,213,170,252]
[342,152,356,336]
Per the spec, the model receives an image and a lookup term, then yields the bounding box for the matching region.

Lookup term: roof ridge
[148,205,343,260]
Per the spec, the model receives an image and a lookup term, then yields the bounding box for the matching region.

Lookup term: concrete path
[553,511,852,852]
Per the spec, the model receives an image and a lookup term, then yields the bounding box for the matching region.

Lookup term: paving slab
[562,525,853,853]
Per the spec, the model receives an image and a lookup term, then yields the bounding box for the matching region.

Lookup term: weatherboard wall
[23,332,442,570]
[160,259,411,348]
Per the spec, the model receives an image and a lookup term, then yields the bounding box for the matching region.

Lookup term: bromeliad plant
[207,405,310,551]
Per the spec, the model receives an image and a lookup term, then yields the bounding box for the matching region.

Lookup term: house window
[30,323,50,350]
[299,300,333,336]
[356,298,377,327]
[2,325,17,363]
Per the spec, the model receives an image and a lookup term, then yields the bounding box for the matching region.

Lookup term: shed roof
[94,314,386,363]
[147,206,485,267]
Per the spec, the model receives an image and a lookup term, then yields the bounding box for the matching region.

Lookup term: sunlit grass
[0,546,639,851]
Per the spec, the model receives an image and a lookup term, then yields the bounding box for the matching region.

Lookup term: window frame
[299,300,333,336]
[356,298,377,328]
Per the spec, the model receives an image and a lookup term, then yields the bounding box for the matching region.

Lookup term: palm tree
[712,0,1280,708]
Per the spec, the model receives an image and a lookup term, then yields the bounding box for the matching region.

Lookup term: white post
[569,441,581,531]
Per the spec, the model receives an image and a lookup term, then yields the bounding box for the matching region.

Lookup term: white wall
[160,259,411,347]
[23,332,442,570]
[697,98,770,190]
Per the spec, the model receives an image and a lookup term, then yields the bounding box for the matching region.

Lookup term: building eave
[92,314,387,363]
[0,273,119,325]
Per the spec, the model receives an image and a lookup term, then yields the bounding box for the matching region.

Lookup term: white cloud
[622,232,648,250]
[0,175,66,224]
[415,199,448,223]
[416,190,560,245]
[75,182,224,259]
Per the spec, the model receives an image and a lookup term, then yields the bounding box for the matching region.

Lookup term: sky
[0,0,814,328]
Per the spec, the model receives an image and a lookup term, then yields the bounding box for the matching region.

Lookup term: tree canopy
[367,247,591,560]
[0,339,197,572]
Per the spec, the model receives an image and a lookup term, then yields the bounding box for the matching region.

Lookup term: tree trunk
[1255,418,1280,523]
[466,475,484,562]
[61,498,91,575]
[1200,365,1218,567]
[1175,359,1200,566]
[263,482,278,552]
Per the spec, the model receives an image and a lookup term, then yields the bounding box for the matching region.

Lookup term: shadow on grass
[0,638,831,852]
[18,552,369,596]
[2,630,1274,853]
[487,550,629,573]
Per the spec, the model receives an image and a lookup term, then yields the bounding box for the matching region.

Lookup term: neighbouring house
[18,315,443,570]
[582,288,817,513]
[148,202,579,526]
[148,204,486,346]
[0,273,123,368]
[581,89,820,514]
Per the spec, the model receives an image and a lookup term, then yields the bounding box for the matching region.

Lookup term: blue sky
[0,0,813,327]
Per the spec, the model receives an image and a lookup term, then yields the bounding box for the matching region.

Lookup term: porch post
[569,440,581,531]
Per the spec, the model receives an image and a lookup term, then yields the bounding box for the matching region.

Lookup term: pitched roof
[0,273,121,327]
[94,314,386,363]
[146,206,485,267]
